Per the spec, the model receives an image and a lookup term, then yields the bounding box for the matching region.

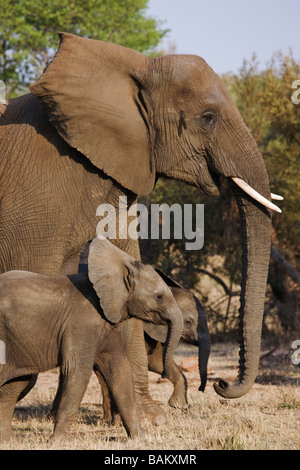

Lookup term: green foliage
[0,0,168,96]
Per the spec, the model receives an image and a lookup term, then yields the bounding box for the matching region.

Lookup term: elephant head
[30,33,282,398]
[88,236,183,379]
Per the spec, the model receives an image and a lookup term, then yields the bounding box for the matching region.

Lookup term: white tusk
[231,177,282,213]
[271,193,284,201]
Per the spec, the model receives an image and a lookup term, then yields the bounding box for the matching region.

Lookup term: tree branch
[271,246,300,286]
[195,268,240,297]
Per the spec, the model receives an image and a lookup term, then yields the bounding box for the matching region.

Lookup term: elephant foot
[107,402,166,428]
[167,372,188,409]
[168,393,189,410]
[103,410,123,427]
[138,402,167,426]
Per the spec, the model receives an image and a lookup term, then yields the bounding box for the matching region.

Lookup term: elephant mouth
[196,167,283,213]
[207,168,221,195]
[202,152,282,213]
[194,159,221,196]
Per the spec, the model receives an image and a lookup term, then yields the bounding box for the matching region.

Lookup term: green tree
[0,0,167,96]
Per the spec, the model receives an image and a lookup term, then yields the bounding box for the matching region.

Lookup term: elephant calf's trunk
[197,300,211,393]
[161,312,184,379]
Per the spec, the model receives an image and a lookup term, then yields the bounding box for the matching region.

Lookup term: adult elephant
[0,33,281,413]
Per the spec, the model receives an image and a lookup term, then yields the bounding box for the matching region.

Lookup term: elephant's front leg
[145,335,188,409]
[118,318,167,426]
[94,338,141,438]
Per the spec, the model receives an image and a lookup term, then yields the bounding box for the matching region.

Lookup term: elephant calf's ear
[30,32,155,196]
[144,322,168,344]
[88,237,136,323]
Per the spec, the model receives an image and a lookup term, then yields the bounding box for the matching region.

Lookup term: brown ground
[1,341,299,450]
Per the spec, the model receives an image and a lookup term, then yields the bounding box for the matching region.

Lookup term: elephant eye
[202,112,214,124]
[156,293,164,302]
[196,111,216,130]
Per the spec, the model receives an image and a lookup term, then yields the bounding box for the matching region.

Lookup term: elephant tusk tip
[271,193,284,201]
[231,177,282,213]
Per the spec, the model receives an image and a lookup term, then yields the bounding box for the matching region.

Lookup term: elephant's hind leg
[0,375,36,442]
[94,367,119,424]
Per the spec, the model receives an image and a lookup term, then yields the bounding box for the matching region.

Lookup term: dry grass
[1,342,299,451]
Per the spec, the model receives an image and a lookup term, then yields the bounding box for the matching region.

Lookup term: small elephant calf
[0,236,183,442]
[80,247,210,413]
[144,269,211,409]
[101,270,211,421]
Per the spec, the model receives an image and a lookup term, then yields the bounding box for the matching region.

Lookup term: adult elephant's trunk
[196,298,211,392]
[213,182,272,399]
[161,309,184,379]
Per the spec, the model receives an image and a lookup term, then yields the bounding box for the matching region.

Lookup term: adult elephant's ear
[30,32,155,196]
[88,236,137,323]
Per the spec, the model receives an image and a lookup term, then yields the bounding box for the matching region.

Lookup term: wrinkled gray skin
[0,33,278,421]
[0,237,183,442]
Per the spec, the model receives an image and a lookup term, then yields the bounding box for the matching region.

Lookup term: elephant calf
[144,269,211,409]
[101,270,211,420]
[0,237,183,442]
